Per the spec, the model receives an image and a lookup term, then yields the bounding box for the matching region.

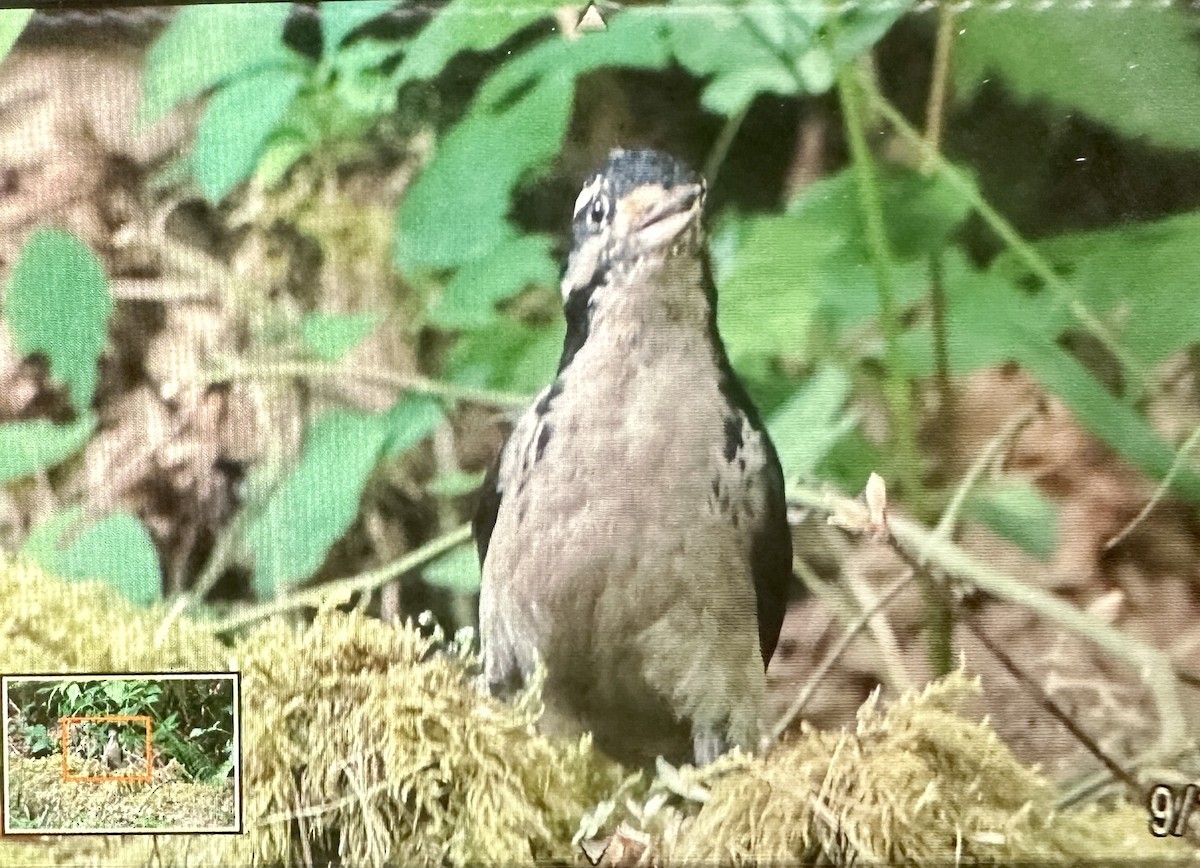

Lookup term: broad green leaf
[4,229,111,412]
[299,312,380,361]
[23,508,162,607]
[665,0,908,114]
[422,543,481,593]
[194,64,306,203]
[448,320,561,395]
[141,2,294,123]
[321,0,395,53]
[0,414,97,483]
[767,366,858,481]
[397,5,671,275]
[395,73,573,271]
[382,394,445,458]
[427,469,485,497]
[1002,211,1200,367]
[476,6,672,108]
[255,131,313,188]
[667,2,815,114]
[428,235,558,329]
[392,0,559,86]
[969,480,1058,561]
[955,5,1200,151]
[0,9,32,62]
[246,409,387,595]
[787,166,975,260]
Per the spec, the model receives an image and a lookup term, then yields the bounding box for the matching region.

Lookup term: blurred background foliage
[1,0,1200,691]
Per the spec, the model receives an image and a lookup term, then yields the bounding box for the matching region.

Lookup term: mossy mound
[0,554,1193,866]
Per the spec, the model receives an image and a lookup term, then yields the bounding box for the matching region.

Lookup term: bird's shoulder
[472,380,562,564]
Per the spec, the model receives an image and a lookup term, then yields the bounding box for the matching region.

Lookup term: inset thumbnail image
[2,673,241,834]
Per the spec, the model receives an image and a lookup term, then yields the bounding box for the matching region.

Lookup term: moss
[0,555,1192,866]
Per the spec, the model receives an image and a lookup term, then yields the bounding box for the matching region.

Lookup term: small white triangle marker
[577,3,607,33]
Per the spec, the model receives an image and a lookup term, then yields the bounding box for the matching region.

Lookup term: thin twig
[197,358,531,408]
[963,615,1140,794]
[1104,422,1200,551]
[771,569,916,741]
[921,1,957,170]
[789,481,1186,766]
[703,101,750,191]
[211,523,472,635]
[925,399,1042,559]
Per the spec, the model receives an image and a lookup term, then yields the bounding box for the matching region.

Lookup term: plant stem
[198,357,531,408]
[922,1,957,170]
[210,523,473,635]
[836,62,923,504]
[840,61,950,675]
[787,481,1186,767]
[869,93,1148,398]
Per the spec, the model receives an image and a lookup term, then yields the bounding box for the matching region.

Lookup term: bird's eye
[587,194,610,227]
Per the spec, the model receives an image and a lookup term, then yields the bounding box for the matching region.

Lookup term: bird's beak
[635,182,704,231]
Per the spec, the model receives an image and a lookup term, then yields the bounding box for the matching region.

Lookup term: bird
[473,147,792,768]
[102,728,123,770]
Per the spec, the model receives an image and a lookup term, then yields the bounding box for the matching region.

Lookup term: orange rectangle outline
[59,714,153,784]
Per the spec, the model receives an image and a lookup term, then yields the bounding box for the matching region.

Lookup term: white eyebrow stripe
[573,176,603,219]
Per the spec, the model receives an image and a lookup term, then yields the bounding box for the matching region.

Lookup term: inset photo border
[1,672,242,835]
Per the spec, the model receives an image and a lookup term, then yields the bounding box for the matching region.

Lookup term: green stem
[869,93,1147,398]
[836,63,923,503]
[840,62,949,675]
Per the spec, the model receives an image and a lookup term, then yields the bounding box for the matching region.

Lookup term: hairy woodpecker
[474,148,791,768]
[103,729,123,770]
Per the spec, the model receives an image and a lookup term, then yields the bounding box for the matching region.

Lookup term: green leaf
[4,229,111,412]
[428,236,558,329]
[969,480,1058,561]
[397,6,671,275]
[246,409,387,595]
[395,73,573,272]
[422,543,481,593]
[667,2,815,114]
[954,5,1200,151]
[427,469,485,497]
[0,9,32,62]
[141,2,294,123]
[1003,211,1200,367]
[767,366,858,481]
[448,320,562,395]
[23,508,163,607]
[299,312,380,361]
[664,0,908,114]
[476,6,672,108]
[392,0,559,86]
[194,64,306,203]
[255,130,314,188]
[321,0,395,53]
[0,414,97,483]
[382,394,445,458]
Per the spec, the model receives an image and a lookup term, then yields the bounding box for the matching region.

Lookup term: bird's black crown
[595,148,699,199]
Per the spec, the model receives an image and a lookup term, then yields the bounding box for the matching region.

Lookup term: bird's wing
[472,454,503,564]
[719,380,793,668]
[473,382,560,566]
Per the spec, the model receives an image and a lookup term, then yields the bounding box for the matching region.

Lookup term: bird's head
[559,149,712,368]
